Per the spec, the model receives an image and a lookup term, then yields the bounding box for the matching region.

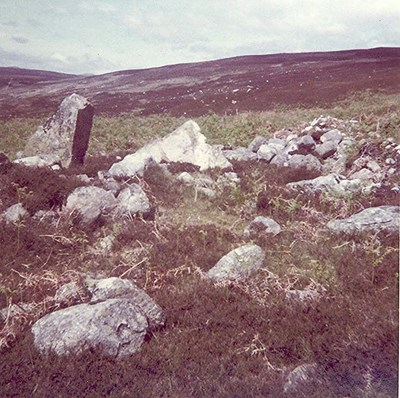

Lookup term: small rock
[116,184,151,218]
[297,135,316,152]
[2,203,29,224]
[54,281,83,306]
[287,154,322,172]
[223,147,257,162]
[177,172,195,184]
[14,154,61,168]
[283,363,320,394]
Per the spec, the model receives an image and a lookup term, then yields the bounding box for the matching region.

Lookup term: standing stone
[24,93,94,168]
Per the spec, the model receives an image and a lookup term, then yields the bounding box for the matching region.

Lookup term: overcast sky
[0,0,399,75]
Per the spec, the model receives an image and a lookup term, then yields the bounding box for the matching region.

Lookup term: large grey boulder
[63,186,117,224]
[109,120,231,177]
[206,244,265,281]
[24,94,94,168]
[244,216,281,238]
[85,277,165,328]
[32,299,148,358]
[327,206,400,235]
[116,184,151,218]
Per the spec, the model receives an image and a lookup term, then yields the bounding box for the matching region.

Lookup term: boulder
[109,120,231,177]
[206,244,265,281]
[32,299,148,358]
[2,203,29,224]
[244,216,281,237]
[116,183,151,218]
[86,277,165,328]
[287,154,322,172]
[327,206,400,235]
[63,186,117,224]
[24,94,93,168]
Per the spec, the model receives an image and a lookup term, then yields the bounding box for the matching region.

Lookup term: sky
[0,0,399,75]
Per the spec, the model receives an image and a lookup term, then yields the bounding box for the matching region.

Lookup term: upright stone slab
[24,93,94,167]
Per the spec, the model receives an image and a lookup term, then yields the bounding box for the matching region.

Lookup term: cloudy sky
[0,0,399,75]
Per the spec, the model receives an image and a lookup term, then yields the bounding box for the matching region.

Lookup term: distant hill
[0,47,399,119]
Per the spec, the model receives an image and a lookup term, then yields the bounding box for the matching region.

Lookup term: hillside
[0,47,399,119]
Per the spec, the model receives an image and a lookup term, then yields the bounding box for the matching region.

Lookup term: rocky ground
[0,91,399,397]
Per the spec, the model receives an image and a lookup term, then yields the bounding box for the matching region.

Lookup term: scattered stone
[0,303,36,321]
[367,160,381,173]
[385,158,396,165]
[177,172,195,184]
[109,120,231,177]
[244,216,281,238]
[248,135,268,152]
[223,147,257,162]
[32,299,148,358]
[297,135,316,153]
[285,289,322,305]
[13,154,61,168]
[206,244,265,281]
[116,183,151,218]
[320,129,342,144]
[24,94,94,168]
[349,168,375,181]
[85,277,165,328]
[64,186,117,224]
[2,203,29,224]
[54,281,83,307]
[287,154,322,172]
[257,144,277,162]
[315,141,337,159]
[32,210,59,225]
[327,206,400,235]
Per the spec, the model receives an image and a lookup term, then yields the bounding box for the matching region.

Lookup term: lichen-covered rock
[327,206,400,235]
[85,277,165,328]
[206,244,265,281]
[109,120,231,177]
[63,186,117,224]
[24,94,93,167]
[32,299,148,358]
[283,363,320,394]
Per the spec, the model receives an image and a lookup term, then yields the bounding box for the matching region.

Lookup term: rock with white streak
[109,121,231,177]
